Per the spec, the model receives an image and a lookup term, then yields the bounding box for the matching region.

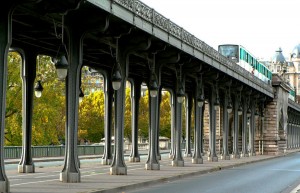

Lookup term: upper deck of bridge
[10,0,272,98]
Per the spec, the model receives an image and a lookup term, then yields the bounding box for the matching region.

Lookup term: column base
[221,155,230,160]
[110,165,127,175]
[231,154,240,159]
[157,155,161,160]
[171,160,184,167]
[184,153,193,157]
[60,171,81,183]
[101,158,112,165]
[128,156,140,162]
[0,180,9,193]
[192,157,203,164]
[169,154,174,159]
[18,164,35,173]
[208,156,218,162]
[145,162,160,170]
[249,152,256,156]
[241,153,249,157]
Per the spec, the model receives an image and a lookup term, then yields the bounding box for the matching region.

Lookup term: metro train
[218,44,272,84]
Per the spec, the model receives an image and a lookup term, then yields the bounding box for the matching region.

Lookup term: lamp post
[227,101,233,113]
[238,104,243,115]
[238,91,243,115]
[255,99,259,118]
[227,87,232,113]
[177,64,184,103]
[35,55,44,98]
[197,74,204,107]
[177,84,185,103]
[54,15,69,81]
[55,55,68,81]
[112,62,122,91]
[149,71,158,98]
[214,83,220,111]
[34,80,43,98]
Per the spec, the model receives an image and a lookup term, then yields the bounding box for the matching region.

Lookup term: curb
[90,152,297,193]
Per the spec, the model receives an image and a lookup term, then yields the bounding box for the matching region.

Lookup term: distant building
[81,67,104,95]
[265,45,300,102]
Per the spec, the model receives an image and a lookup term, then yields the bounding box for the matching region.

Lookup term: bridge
[0,0,299,192]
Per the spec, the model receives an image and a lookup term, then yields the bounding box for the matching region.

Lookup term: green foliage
[138,90,149,139]
[159,92,171,138]
[78,90,105,143]
[5,52,23,145]
[32,55,66,145]
[5,53,66,146]
[124,87,132,141]
[4,56,176,146]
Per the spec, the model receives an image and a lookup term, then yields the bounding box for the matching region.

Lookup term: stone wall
[263,75,290,155]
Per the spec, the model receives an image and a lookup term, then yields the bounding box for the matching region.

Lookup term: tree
[5,54,66,145]
[159,91,171,138]
[138,90,149,139]
[31,55,66,145]
[124,87,132,141]
[4,54,177,146]
[78,90,105,143]
[5,52,23,145]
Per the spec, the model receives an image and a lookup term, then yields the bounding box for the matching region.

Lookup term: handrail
[113,0,273,94]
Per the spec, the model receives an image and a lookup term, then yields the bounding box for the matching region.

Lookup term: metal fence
[4,143,175,159]
[4,145,105,159]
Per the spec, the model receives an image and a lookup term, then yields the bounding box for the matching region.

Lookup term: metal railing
[4,143,175,159]
[4,145,105,159]
[110,0,273,95]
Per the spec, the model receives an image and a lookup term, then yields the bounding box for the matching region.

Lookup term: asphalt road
[128,152,300,193]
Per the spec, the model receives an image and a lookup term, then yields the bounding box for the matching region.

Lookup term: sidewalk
[6,149,300,193]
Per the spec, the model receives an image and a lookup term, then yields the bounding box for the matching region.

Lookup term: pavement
[4,149,300,193]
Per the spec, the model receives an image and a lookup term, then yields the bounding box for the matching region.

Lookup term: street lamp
[197,94,205,107]
[255,109,259,118]
[177,84,185,103]
[238,104,243,115]
[55,54,68,81]
[177,64,184,103]
[227,87,232,113]
[197,75,204,107]
[35,55,44,98]
[54,15,68,81]
[34,80,44,98]
[214,97,220,111]
[112,62,122,91]
[247,107,251,117]
[227,99,233,113]
[214,83,220,111]
[149,72,158,97]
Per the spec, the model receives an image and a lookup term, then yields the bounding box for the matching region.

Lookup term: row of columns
[287,112,300,149]
[1,3,300,193]
[0,18,265,193]
[101,73,263,174]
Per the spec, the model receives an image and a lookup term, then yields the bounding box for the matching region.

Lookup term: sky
[140,0,300,61]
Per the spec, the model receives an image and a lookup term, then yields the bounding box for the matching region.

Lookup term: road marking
[11,179,57,186]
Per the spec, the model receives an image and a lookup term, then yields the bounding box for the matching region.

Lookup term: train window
[240,48,243,60]
[259,64,262,72]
